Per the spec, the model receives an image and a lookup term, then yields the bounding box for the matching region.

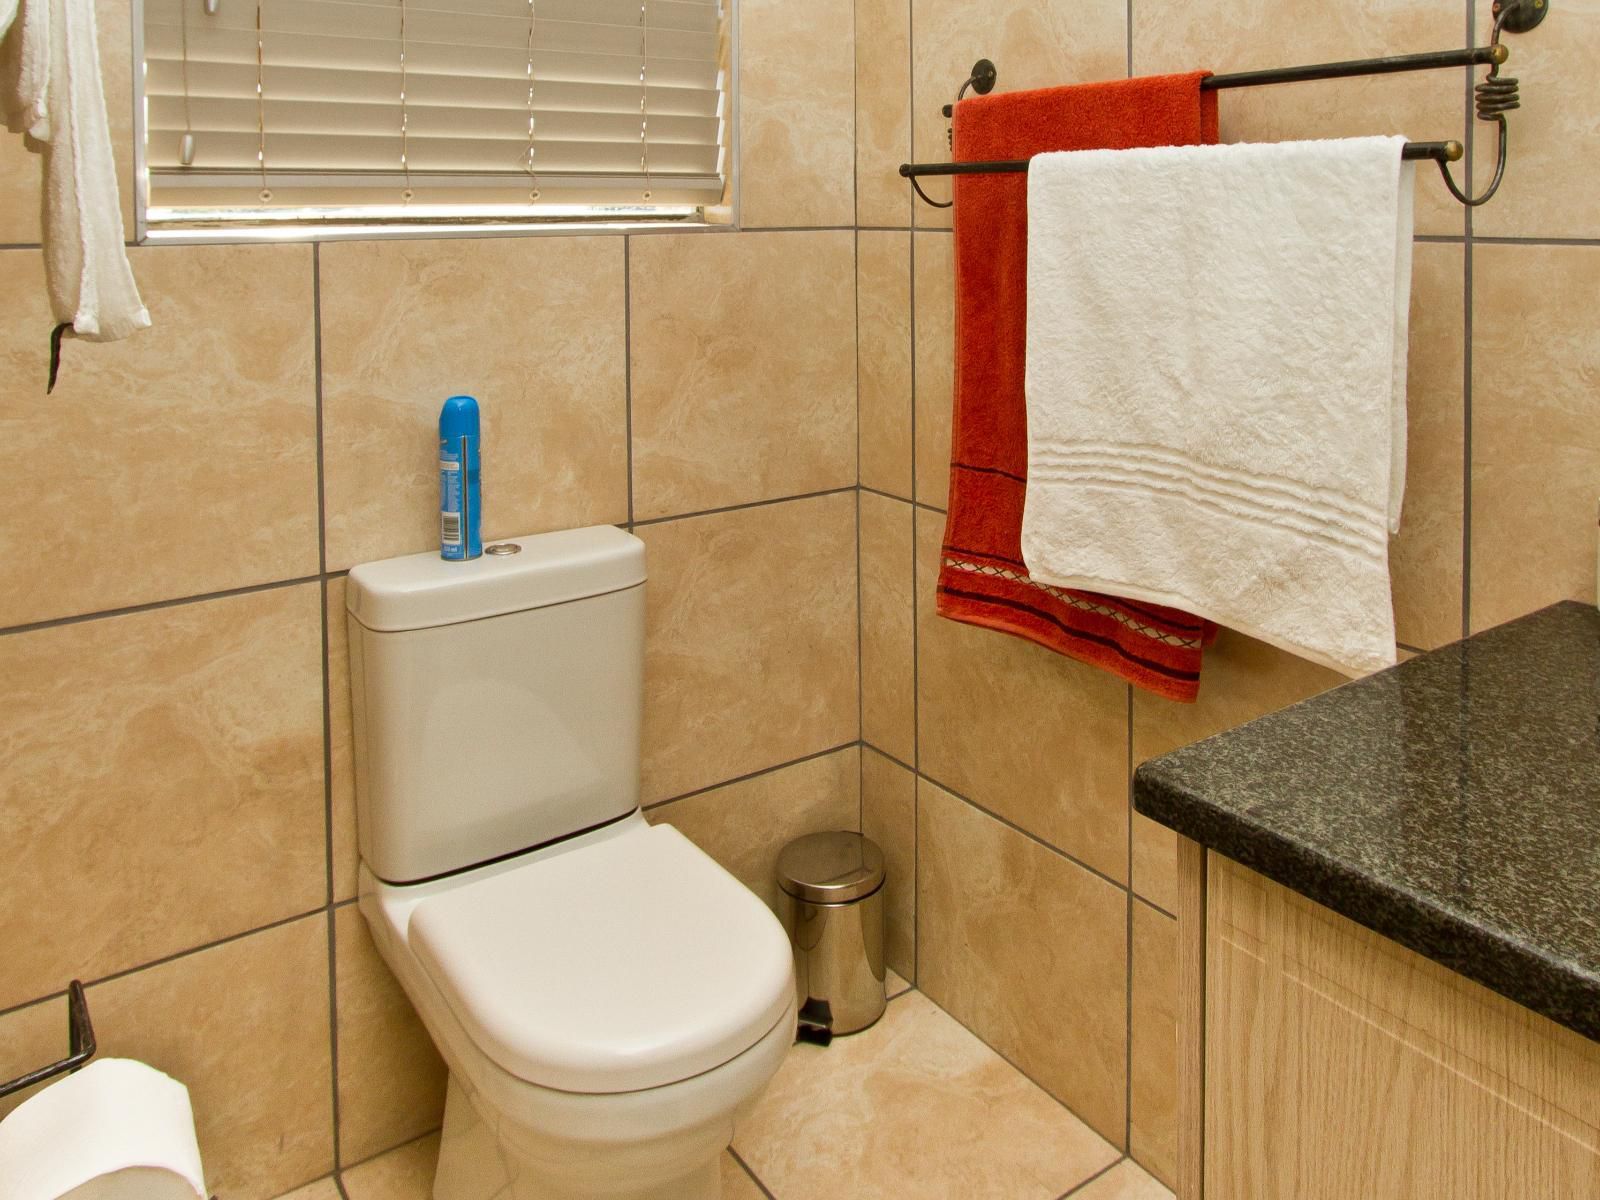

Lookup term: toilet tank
[346,526,646,884]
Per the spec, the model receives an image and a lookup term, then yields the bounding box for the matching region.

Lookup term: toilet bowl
[345,525,797,1200]
[358,814,796,1200]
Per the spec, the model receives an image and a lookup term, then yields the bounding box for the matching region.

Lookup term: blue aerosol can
[438,395,482,560]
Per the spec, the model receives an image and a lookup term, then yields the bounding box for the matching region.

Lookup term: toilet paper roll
[0,1059,206,1200]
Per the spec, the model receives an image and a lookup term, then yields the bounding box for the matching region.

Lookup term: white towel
[1,0,149,342]
[1021,137,1414,677]
[0,0,47,138]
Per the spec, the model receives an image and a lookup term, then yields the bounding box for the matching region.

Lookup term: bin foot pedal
[796,998,833,1046]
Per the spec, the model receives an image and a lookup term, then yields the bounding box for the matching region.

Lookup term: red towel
[936,73,1220,702]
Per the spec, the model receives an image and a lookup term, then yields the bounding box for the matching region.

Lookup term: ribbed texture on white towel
[1,0,149,342]
[1021,137,1414,676]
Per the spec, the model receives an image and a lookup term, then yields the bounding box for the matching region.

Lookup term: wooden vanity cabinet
[1177,847,1600,1199]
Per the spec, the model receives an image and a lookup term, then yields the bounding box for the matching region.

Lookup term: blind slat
[148,131,720,175]
[149,96,720,147]
[144,13,719,69]
[143,0,732,227]
[144,28,721,89]
[145,60,722,117]
[144,0,723,37]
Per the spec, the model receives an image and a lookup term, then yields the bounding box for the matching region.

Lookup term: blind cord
[524,0,539,201]
[637,2,650,200]
[178,0,195,165]
[398,0,413,201]
[254,0,269,200]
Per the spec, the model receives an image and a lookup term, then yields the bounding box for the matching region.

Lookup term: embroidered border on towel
[941,555,1204,650]
[944,543,1207,632]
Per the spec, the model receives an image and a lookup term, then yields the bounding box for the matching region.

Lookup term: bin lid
[777,831,885,904]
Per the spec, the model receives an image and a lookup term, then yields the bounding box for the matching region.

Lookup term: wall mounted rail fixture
[902,0,1549,209]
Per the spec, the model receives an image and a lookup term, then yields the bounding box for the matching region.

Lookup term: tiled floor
[277,973,1173,1200]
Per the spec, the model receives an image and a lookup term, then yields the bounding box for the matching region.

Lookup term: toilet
[346,525,797,1200]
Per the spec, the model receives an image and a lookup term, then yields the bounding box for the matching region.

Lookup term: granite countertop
[1133,601,1600,1042]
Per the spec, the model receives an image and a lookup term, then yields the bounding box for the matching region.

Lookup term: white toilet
[346,526,797,1200]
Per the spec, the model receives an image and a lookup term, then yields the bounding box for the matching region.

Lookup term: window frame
[129,0,742,245]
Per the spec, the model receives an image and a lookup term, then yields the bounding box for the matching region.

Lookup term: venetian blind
[140,0,730,230]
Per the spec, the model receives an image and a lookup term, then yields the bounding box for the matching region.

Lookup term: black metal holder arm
[0,981,98,1100]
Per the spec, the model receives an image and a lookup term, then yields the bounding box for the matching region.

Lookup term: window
[133,0,734,240]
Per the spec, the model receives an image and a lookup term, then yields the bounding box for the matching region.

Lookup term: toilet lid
[406,824,795,1094]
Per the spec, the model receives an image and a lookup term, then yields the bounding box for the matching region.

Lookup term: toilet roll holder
[0,981,97,1100]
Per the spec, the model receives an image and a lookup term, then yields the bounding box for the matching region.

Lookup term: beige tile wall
[0,3,862,1195]
[2,1,1592,1193]
[854,0,1598,1185]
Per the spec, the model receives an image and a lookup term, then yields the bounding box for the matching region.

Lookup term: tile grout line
[1124,684,1135,1156]
[1125,0,1133,77]
[641,741,862,813]
[334,1126,442,1183]
[624,235,635,529]
[856,490,866,836]
[9,228,1592,251]
[0,573,327,638]
[0,784,1004,1030]
[860,481,912,505]
[851,0,871,848]
[907,0,920,987]
[0,905,329,1020]
[919,979,1122,1150]
[312,243,328,581]
[850,0,869,844]
[1058,1155,1129,1199]
[855,225,866,839]
[0,480,865,640]
[907,182,921,989]
[1461,234,1474,641]
[1472,235,1600,246]
[736,223,858,233]
[325,907,344,1175]
[727,1146,779,1200]
[915,768,1132,894]
[1461,0,1475,643]
[630,485,857,529]
[314,245,337,901]
[313,241,346,1175]
[1132,893,1176,922]
[850,0,860,230]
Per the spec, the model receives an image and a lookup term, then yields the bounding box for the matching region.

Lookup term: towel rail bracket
[1497,0,1549,33]
[906,0,1550,210]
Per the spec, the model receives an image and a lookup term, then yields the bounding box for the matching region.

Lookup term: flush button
[485,543,521,556]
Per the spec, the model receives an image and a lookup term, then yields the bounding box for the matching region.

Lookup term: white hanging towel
[1,0,149,342]
[1021,136,1414,677]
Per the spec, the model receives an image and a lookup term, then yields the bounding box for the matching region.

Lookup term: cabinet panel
[1205,856,1600,1199]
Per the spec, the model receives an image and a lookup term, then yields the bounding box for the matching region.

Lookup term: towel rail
[905,0,1548,210]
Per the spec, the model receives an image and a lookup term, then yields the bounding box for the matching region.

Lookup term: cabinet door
[1204,856,1600,1199]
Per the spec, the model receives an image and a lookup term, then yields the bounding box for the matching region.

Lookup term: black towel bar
[906,0,1549,210]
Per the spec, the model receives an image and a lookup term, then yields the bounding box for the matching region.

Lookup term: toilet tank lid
[347,525,645,632]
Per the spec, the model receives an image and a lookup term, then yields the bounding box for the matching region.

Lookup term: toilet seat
[404,822,794,1095]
